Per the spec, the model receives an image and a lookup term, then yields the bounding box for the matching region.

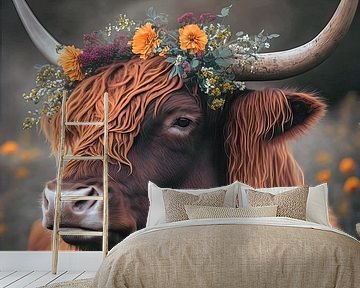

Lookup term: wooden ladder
[52,91,109,274]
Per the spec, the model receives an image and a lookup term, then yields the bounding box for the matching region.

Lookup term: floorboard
[0,272,16,281]
[75,271,96,280]
[0,270,96,287]
[0,271,32,287]
[6,271,48,288]
[47,271,84,284]
[23,271,67,288]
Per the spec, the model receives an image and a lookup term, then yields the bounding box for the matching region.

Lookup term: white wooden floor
[0,251,102,288]
[0,270,95,287]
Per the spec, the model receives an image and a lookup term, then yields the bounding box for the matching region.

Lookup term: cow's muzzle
[42,180,104,231]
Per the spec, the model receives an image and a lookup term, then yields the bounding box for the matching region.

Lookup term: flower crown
[23,5,278,129]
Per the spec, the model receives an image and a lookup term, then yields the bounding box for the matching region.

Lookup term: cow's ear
[225,88,326,143]
[264,90,326,142]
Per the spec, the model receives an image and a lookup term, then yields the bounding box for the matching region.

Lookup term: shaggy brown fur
[41,57,325,188]
[42,57,183,178]
[225,88,326,188]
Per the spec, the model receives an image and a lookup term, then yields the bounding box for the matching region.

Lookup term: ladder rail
[102,92,109,258]
[52,91,109,274]
[52,90,67,274]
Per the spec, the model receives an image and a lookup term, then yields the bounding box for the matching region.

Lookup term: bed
[92,217,359,287]
[92,182,360,288]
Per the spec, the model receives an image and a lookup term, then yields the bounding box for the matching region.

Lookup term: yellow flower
[179,24,208,54]
[315,169,332,183]
[343,176,360,194]
[58,45,84,81]
[339,157,356,174]
[0,141,18,155]
[159,46,170,57]
[211,98,225,110]
[132,23,160,59]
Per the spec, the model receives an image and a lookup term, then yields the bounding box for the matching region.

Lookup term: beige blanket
[92,218,360,288]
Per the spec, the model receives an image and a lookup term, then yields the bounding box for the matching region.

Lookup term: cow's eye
[173,117,192,128]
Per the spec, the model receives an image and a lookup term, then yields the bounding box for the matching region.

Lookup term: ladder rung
[61,195,103,201]
[65,121,104,126]
[63,155,103,161]
[59,229,103,236]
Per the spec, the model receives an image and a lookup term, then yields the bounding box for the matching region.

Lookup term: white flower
[264,42,270,48]
[234,81,246,90]
[175,55,184,65]
[242,34,249,41]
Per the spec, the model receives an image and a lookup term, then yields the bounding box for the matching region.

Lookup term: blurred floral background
[1,0,359,250]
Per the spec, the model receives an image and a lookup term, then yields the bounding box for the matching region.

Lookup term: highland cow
[13,0,357,250]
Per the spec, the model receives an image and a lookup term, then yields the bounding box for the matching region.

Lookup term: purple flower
[79,33,130,70]
[79,45,115,69]
[199,13,217,24]
[83,32,102,48]
[182,61,191,73]
[195,51,204,59]
[177,12,197,24]
[113,34,130,54]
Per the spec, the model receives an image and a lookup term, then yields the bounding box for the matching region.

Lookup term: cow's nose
[42,181,102,228]
[70,188,98,213]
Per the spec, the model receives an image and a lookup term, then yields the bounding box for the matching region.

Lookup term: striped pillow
[184,205,278,219]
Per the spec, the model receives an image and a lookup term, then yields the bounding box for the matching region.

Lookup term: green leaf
[191,59,200,69]
[155,14,168,24]
[218,47,233,58]
[212,49,220,57]
[165,57,176,64]
[217,4,232,17]
[235,31,244,37]
[215,57,233,68]
[147,7,157,19]
[168,66,178,79]
[267,34,280,39]
[257,29,265,36]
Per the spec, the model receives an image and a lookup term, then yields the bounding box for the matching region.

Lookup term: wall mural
[0,0,359,251]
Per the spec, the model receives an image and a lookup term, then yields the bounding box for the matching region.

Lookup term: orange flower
[0,141,18,155]
[179,24,208,54]
[343,176,360,194]
[0,223,6,235]
[58,45,84,81]
[339,201,349,215]
[316,169,332,183]
[132,23,160,59]
[20,149,40,162]
[15,167,30,179]
[339,157,356,174]
[315,151,331,165]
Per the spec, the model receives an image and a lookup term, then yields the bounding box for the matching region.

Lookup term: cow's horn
[233,0,358,81]
[12,0,61,65]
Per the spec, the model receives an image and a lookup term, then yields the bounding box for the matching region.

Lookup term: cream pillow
[239,182,330,226]
[184,205,278,219]
[245,187,309,220]
[146,181,240,228]
[162,189,226,223]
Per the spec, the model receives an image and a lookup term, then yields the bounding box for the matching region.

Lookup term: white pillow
[238,182,330,226]
[146,181,240,228]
